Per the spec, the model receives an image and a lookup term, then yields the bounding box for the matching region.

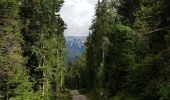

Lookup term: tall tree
[0,0,33,99]
[82,0,170,99]
[20,0,65,99]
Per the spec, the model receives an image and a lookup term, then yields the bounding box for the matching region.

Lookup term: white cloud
[59,0,98,36]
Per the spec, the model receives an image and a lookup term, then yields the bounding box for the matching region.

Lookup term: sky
[59,0,98,36]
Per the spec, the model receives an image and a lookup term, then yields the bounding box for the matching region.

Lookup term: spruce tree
[0,0,33,99]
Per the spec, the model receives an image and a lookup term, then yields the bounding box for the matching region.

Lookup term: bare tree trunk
[6,83,9,100]
[42,58,45,98]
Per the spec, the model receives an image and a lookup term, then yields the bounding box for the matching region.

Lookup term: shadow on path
[70,90,88,100]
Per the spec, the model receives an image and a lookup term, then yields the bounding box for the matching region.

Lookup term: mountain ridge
[65,36,86,63]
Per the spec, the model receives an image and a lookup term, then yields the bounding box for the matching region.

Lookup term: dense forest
[0,0,66,99]
[66,0,170,100]
[0,0,170,100]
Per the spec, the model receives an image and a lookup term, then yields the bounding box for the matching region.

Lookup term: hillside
[65,36,86,63]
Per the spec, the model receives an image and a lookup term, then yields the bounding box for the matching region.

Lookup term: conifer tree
[82,0,170,99]
[0,0,33,99]
[20,0,65,99]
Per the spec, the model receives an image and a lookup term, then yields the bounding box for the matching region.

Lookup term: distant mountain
[65,36,86,63]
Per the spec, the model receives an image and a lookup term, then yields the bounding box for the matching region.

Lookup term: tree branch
[142,27,168,35]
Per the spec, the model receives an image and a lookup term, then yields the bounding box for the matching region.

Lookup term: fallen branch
[143,26,169,35]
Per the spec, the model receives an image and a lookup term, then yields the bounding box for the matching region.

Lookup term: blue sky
[59,0,98,36]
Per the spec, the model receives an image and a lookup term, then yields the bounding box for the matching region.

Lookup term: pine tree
[20,0,65,99]
[0,0,33,99]
[82,0,170,99]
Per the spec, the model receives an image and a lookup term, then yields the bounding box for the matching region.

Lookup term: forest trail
[70,90,88,100]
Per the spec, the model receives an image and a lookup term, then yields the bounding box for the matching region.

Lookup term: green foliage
[0,0,34,99]
[160,83,170,100]
[78,0,170,100]
[0,0,66,99]
[1,0,170,99]
[65,55,86,89]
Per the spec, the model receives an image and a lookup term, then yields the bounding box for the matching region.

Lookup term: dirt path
[70,90,88,100]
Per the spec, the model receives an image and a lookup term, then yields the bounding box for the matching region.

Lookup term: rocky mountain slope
[65,36,86,63]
